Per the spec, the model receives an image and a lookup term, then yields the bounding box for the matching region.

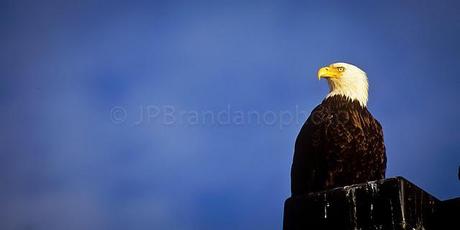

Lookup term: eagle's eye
[337,67,345,72]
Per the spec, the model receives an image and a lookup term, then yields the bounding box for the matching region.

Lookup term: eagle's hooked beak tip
[317,66,329,80]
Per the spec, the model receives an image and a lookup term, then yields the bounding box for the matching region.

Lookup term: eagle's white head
[317,62,368,107]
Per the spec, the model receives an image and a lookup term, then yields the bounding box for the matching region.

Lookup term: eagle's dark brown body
[291,95,386,195]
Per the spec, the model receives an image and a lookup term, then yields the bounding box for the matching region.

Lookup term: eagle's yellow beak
[317,66,342,80]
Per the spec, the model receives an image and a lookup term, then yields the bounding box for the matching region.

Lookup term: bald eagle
[291,62,386,195]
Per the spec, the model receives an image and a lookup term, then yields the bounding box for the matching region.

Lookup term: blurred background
[1,0,460,229]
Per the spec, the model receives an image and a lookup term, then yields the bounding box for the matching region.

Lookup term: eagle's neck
[325,77,368,107]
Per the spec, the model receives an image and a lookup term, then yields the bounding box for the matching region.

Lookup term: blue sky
[1,0,459,229]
